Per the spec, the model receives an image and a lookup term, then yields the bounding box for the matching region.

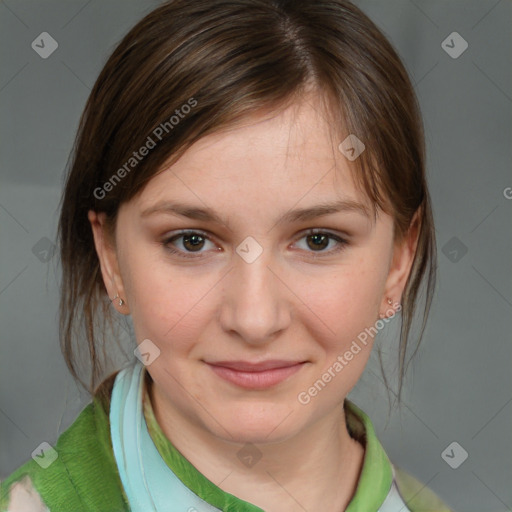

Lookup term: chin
[204,401,304,445]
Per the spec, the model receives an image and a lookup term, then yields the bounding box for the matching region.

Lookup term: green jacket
[1,372,454,511]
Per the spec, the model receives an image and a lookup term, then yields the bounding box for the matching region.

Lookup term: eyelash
[161,229,349,260]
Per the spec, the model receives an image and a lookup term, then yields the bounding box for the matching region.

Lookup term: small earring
[112,293,124,307]
[379,297,397,319]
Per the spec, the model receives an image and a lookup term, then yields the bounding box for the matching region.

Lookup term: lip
[205,360,307,389]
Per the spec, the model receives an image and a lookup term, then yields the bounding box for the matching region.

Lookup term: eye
[293,229,349,258]
[162,230,219,259]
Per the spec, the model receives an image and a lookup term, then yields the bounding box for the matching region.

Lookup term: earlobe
[379,297,402,319]
[87,210,129,314]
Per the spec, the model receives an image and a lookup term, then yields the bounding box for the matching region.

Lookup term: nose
[218,242,291,346]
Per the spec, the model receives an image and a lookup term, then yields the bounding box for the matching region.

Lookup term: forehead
[135,97,375,222]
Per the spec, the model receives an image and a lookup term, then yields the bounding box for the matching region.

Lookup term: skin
[89,93,420,511]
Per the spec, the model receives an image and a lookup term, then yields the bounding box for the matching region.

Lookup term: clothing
[1,361,453,511]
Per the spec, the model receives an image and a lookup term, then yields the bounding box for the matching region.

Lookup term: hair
[57,0,436,410]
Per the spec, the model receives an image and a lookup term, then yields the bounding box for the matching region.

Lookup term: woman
[1,0,453,510]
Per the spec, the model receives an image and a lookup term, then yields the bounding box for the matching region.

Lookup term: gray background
[0,1,510,511]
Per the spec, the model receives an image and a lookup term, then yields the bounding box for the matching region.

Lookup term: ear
[379,208,421,318]
[87,210,129,314]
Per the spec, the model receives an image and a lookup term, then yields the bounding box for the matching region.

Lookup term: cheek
[122,250,212,350]
[296,258,386,347]
[296,262,387,398]
[344,264,385,323]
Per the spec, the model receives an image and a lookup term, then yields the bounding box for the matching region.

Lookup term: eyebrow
[140,199,372,225]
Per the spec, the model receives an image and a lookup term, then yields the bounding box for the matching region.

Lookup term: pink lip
[205,360,307,389]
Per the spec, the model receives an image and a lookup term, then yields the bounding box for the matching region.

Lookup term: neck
[147,378,365,512]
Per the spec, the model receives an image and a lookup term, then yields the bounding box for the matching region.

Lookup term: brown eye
[294,229,349,258]
[306,233,330,251]
[181,233,205,252]
[162,230,218,259]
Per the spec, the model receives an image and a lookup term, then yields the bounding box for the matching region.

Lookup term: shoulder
[392,464,454,512]
[1,373,128,512]
[1,475,49,512]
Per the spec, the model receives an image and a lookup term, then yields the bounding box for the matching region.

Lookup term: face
[90,95,416,445]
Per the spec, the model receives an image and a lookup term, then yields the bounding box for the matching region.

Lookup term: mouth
[204,360,307,390]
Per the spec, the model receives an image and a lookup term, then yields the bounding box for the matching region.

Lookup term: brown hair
[57,0,436,408]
